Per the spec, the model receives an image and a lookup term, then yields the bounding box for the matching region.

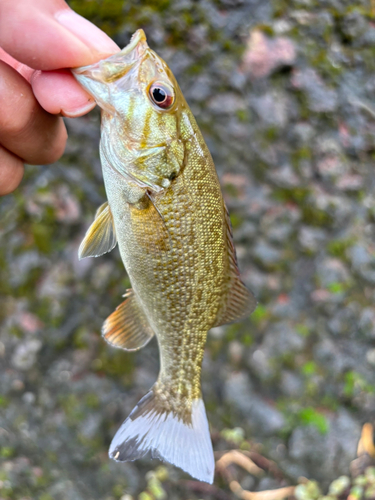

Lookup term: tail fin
[109,389,215,483]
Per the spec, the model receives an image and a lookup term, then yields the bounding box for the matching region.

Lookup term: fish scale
[73,28,256,484]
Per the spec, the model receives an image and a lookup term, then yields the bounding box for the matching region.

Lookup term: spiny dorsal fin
[78,202,117,259]
[102,289,155,351]
[214,204,257,327]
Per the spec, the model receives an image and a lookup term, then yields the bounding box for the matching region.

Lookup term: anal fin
[214,204,257,326]
[102,290,155,351]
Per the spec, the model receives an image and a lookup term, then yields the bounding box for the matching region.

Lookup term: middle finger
[0,59,67,165]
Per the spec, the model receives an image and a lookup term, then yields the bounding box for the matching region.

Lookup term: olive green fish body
[115,120,227,409]
[73,30,255,483]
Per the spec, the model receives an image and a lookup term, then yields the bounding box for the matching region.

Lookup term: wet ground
[1,0,375,499]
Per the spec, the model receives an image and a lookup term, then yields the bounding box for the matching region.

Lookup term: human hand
[0,0,119,195]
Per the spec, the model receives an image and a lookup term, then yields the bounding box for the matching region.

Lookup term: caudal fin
[109,389,215,483]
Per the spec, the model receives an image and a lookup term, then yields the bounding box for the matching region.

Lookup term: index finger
[0,0,119,70]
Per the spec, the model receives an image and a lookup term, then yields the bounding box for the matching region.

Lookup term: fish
[72,29,256,484]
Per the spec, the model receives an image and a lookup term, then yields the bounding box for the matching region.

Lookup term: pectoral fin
[78,202,117,259]
[214,204,257,326]
[102,290,155,351]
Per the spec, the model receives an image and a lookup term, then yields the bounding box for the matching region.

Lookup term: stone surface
[1,0,374,498]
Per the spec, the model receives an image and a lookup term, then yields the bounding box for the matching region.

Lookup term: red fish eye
[149,82,174,109]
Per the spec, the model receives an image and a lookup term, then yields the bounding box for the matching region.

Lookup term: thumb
[0,0,119,71]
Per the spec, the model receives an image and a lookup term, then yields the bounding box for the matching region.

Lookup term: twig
[244,451,285,481]
[217,450,265,477]
[182,480,232,500]
[357,423,375,458]
[231,483,295,500]
[216,449,295,500]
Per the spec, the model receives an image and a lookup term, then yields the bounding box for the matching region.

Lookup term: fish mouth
[72,29,149,83]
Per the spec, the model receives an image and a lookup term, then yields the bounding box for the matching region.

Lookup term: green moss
[220,427,245,446]
[0,447,14,458]
[241,333,254,346]
[296,323,311,337]
[139,493,153,500]
[295,481,322,500]
[31,223,53,254]
[60,394,85,423]
[250,304,268,325]
[39,494,54,500]
[72,328,89,349]
[350,485,364,499]
[302,205,333,227]
[302,361,317,376]
[264,126,280,141]
[225,323,242,342]
[327,281,348,294]
[292,146,313,170]
[273,0,291,18]
[97,347,135,380]
[229,213,243,229]
[236,109,251,123]
[273,187,310,204]
[223,183,240,198]
[85,393,100,409]
[0,395,9,408]
[344,371,375,397]
[327,238,355,258]
[299,407,329,434]
[68,0,125,37]
[309,49,343,80]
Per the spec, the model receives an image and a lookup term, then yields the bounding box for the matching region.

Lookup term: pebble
[11,340,42,371]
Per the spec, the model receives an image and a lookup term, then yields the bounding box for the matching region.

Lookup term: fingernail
[55,9,120,55]
[62,100,96,118]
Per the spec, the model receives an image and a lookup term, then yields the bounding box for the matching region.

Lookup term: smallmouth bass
[73,29,256,484]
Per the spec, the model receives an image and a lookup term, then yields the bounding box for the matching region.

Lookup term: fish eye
[149,82,174,109]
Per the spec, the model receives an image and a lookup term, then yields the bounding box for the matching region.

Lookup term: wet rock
[267,223,294,244]
[253,240,283,265]
[348,244,374,269]
[250,348,275,380]
[366,349,375,366]
[11,339,42,371]
[316,258,350,288]
[291,68,338,113]
[298,226,326,252]
[313,338,350,376]
[359,308,375,339]
[327,305,358,336]
[2,0,375,496]
[208,92,247,115]
[280,370,304,397]
[267,164,300,188]
[48,480,85,500]
[242,30,296,79]
[288,411,360,486]
[224,372,285,435]
[340,11,368,41]
[264,322,306,357]
[251,90,291,128]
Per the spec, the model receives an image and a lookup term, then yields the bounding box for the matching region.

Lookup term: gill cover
[72,29,185,194]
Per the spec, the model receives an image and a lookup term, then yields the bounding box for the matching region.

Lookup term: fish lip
[72,29,148,80]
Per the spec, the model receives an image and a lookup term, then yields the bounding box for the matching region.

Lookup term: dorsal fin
[214,204,257,327]
[78,202,117,259]
[102,289,155,351]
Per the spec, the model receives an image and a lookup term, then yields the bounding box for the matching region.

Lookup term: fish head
[72,29,187,191]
